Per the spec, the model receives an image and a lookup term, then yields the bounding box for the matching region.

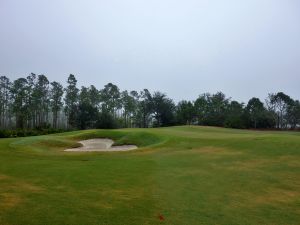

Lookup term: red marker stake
[158,214,165,221]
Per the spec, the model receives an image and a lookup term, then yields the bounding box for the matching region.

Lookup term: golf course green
[0,126,299,225]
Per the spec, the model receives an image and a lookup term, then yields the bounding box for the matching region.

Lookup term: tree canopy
[0,74,299,133]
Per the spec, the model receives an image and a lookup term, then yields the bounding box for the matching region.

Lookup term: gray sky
[1,0,299,103]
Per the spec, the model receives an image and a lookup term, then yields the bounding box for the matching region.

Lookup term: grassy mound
[0,126,299,225]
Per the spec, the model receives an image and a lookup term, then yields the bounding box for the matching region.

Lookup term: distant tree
[195,92,229,126]
[96,109,118,129]
[100,83,121,117]
[246,97,265,128]
[32,75,50,128]
[76,86,98,129]
[64,74,79,128]
[286,100,300,129]
[224,101,245,128]
[79,86,89,104]
[26,73,37,128]
[209,92,230,126]
[89,85,100,107]
[76,103,98,129]
[78,85,100,106]
[137,89,153,128]
[10,78,29,129]
[194,93,210,125]
[176,100,195,125]
[0,76,11,129]
[121,90,136,127]
[128,90,140,127]
[152,92,175,127]
[50,81,64,128]
[267,92,293,128]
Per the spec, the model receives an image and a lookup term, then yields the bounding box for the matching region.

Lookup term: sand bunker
[64,138,138,152]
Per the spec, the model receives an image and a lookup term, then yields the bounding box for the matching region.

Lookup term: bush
[96,111,119,129]
[224,117,245,129]
[0,130,12,138]
[0,128,69,138]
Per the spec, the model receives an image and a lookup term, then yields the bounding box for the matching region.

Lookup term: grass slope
[0,126,299,225]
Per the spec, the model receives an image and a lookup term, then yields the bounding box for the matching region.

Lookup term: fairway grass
[0,126,299,225]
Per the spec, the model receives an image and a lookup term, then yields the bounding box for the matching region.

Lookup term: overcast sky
[0,0,299,103]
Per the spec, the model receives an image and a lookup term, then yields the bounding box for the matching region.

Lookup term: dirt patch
[254,188,299,204]
[277,155,300,167]
[0,174,42,192]
[194,147,241,155]
[169,146,243,156]
[228,159,270,170]
[65,138,138,152]
[0,176,44,212]
[0,193,22,209]
[228,155,300,171]
[0,174,10,180]
[16,181,44,192]
[229,186,300,209]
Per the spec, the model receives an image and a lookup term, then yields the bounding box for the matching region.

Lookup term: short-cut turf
[0,126,299,225]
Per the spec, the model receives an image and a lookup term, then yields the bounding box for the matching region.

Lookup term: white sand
[64,138,138,152]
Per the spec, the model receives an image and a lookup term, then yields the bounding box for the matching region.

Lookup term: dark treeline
[0,74,299,136]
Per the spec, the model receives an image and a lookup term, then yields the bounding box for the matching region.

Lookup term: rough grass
[0,126,299,225]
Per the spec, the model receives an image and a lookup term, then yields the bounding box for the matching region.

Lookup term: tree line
[0,74,299,136]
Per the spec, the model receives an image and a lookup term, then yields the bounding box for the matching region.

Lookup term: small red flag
[158,214,165,221]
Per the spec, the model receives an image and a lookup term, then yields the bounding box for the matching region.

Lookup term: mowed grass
[0,126,299,225]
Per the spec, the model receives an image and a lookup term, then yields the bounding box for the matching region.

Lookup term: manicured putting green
[0,126,299,225]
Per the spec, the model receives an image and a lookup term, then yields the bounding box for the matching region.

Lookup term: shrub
[96,111,119,129]
[0,130,11,138]
[0,128,69,138]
